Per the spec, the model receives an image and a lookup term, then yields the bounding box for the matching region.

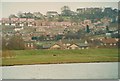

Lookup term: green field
[2,48,118,66]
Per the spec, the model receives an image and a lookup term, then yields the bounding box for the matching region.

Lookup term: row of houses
[76,7,102,14]
[100,38,119,46]
[0,18,75,27]
[24,40,89,50]
[0,17,113,28]
[25,43,89,50]
[0,18,35,27]
[24,38,119,50]
[88,38,119,48]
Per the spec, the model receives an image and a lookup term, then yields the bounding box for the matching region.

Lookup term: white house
[5,23,9,26]
[14,27,23,31]
[11,23,16,26]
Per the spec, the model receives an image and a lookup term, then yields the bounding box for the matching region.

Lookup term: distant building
[50,44,62,49]
[76,8,85,14]
[68,44,79,49]
[14,27,23,31]
[92,8,102,14]
[24,41,35,49]
[50,21,72,26]
[46,11,59,17]
[1,18,36,27]
[10,18,19,26]
[1,18,10,26]
[76,8,102,14]
[100,38,118,47]
[27,18,35,27]
[104,7,112,13]
[78,43,89,49]
[84,20,92,25]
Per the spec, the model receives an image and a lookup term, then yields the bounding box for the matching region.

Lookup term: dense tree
[70,15,80,24]
[57,16,64,22]
[106,26,109,33]
[86,25,90,33]
[25,12,34,18]
[55,34,63,40]
[65,31,80,39]
[7,35,25,50]
[2,37,7,50]
[17,11,24,18]
[61,6,72,16]
[9,14,18,18]
[33,12,45,19]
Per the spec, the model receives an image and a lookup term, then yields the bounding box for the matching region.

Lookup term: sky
[1,1,119,18]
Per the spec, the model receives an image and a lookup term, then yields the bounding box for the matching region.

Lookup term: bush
[2,50,15,58]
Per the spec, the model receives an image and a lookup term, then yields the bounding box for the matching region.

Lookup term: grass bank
[2,48,118,66]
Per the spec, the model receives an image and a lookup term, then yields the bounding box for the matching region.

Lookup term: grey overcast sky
[1,2,119,18]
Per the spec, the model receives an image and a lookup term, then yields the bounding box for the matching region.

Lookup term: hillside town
[1,6,120,50]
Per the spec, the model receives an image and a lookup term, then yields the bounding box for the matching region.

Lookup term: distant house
[76,8,85,14]
[68,44,79,49]
[14,27,23,31]
[84,19,92,25]
[66,43,89,50]
[46,11,59,17]
[50,44,62,49]
[24,41,35,49]
[19,18,27,22]
[10,18,19,26]
[49,21,72,26]
[19,18,27,26]
[78,43,89,49]
[101,17,111,23]
[1,18,37,27]
[2,18,10,26]
[34,20,49,26]
[41,44,52,49]
[27,18,35,27]
[100,38,118,47]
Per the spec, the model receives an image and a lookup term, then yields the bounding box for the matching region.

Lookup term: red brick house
[100,38,118,47]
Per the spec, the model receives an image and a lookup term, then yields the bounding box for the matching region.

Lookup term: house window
[31,43,33,48]
[11,23,15,26]
[114,43,116,46]
[28,43,30,47]
[101,43,103,45]
[28,24,32,27]
[104,44,106,46]
[110,43,112,46]
[82,47,84,49]
[5,23,9,26]
[20,24,24,26]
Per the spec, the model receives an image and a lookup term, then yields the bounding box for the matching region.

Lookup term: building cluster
[76,7,102,14]
[1,7,119,50]
[24,37,119,50]
[0,18,75,27]
[25,40,89,50]
[0,18,35,27]
[0,17,113,27]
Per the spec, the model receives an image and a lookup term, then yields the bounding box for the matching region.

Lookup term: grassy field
[2,48,118,66]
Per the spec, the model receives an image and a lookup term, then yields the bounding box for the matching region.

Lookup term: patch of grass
[2,48,118,66]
